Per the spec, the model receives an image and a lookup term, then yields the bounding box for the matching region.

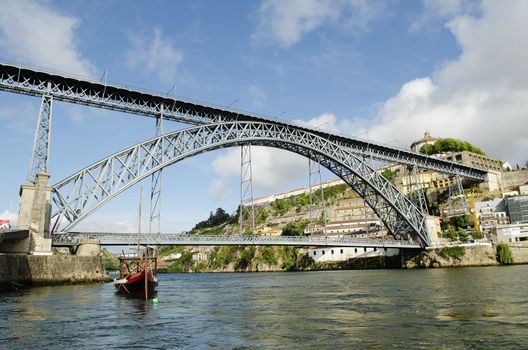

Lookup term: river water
[1,266,527,349]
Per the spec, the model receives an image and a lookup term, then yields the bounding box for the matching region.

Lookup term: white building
[308,246,400,263]
[491,223,528,245]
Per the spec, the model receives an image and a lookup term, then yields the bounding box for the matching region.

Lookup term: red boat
[113,255,158,299]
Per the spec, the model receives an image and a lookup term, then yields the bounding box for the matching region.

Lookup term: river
[1,266,527,349]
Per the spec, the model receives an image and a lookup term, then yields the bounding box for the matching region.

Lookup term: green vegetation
[101,248,119,271]
[381,169,396,182]
[419,138,485,156]
[193,208,232,230]
[161,246,195,273]
[270,184,349,216]
[258,246,278,266]
[441,226,468,242]
[209,246,237,269]
[441,246,466,259]
[278,246,299,271]
[281,221,307,236]
[440,215,483,241]
[496,243,514,265]
[441,215,472,231]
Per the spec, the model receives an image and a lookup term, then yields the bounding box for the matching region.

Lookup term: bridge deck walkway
[52,232,423,249]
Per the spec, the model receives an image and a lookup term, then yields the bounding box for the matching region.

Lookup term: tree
[381,169,396,182]
[525,160,528,169]
[281,222,304,236]
[419,138,485,156]
[193,207,231,230]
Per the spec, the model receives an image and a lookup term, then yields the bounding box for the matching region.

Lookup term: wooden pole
[144,257,148,301]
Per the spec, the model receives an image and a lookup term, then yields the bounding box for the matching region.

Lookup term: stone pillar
[76,239,101,257]
[17,173,52,255]
[425,215,443,247]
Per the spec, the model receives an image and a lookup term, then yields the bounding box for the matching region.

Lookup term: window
[354,248,357,253]
[313,251,316,256]
[374,247,377,251]
[331,250,334,255]
[340,249,344,254]
[384,248,387,252]
[322,250,325,255]
[364,247,367,252]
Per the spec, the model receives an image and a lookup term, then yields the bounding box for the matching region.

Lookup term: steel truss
[28,94,53,181]
[149,111,163,234]
[239,145,255,234]
[50,121,431,246]
[0,62,486,181]
[308,159,327,234]
[51,232,422,249]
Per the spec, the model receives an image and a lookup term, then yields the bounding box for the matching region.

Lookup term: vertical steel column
[362,154,371,237]
[446,174,468,216]
[239,145,255,234]
[308,158,327,237]
[149,105,163,234]
[28,92,53,182]
[408,165,428,215]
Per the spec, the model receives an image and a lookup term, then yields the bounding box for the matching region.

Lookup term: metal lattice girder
[149,111,164,234]
[0,62,486,181]
[28,94,53,181]
[51,232,422,249]
[407,166,429,215]
[50,121,431,246]
[239,145,255,234]
[308,159,327,233]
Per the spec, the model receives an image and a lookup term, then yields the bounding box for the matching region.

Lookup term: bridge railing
[51,232,423,248]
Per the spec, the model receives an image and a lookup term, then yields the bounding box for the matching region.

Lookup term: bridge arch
[51,122,430,246]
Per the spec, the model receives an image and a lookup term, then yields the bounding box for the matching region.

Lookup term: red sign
[0,220,10,230]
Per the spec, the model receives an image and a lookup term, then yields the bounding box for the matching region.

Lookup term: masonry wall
[510,245,528,264]
[501,170,528,189]
[0,255,110,289]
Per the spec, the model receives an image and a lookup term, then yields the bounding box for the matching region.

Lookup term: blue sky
[1,0,527,232]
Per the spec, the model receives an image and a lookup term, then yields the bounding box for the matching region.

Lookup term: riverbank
[157,243,528,273]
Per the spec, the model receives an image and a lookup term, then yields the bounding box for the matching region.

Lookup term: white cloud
[252,0,382,47]
[212,146,307,191]
[0,0,94,76]
[365,0,528,163]
[209,178,231,201]
[0,103,38,132]
[126,27,184,84]
[411,0,480,31]
[0,209,18,226]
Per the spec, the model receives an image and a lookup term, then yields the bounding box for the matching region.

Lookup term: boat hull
[114,270,158,298]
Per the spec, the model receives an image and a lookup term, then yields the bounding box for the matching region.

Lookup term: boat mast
[137,187,143,256]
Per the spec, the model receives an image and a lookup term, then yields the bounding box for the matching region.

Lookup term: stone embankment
[402,244,528,268]
[160,243,528,273]
[0,239,111,291]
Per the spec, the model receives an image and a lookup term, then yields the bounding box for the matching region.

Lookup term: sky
[0,0,527,232]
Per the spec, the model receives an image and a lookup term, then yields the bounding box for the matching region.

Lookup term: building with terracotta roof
[410,131,438,152]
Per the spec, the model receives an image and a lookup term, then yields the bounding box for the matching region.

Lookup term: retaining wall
[0,255,110,290]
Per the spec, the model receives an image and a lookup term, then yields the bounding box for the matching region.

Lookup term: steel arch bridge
[52,121,432,246]
[0,62,489,249]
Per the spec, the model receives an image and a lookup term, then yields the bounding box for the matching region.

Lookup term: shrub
[496,243,514,265]
[281,221,305,236]
[441,246,466,258]
[259,246,278,266]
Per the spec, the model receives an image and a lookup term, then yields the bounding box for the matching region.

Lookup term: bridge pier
[1,173,52,255]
